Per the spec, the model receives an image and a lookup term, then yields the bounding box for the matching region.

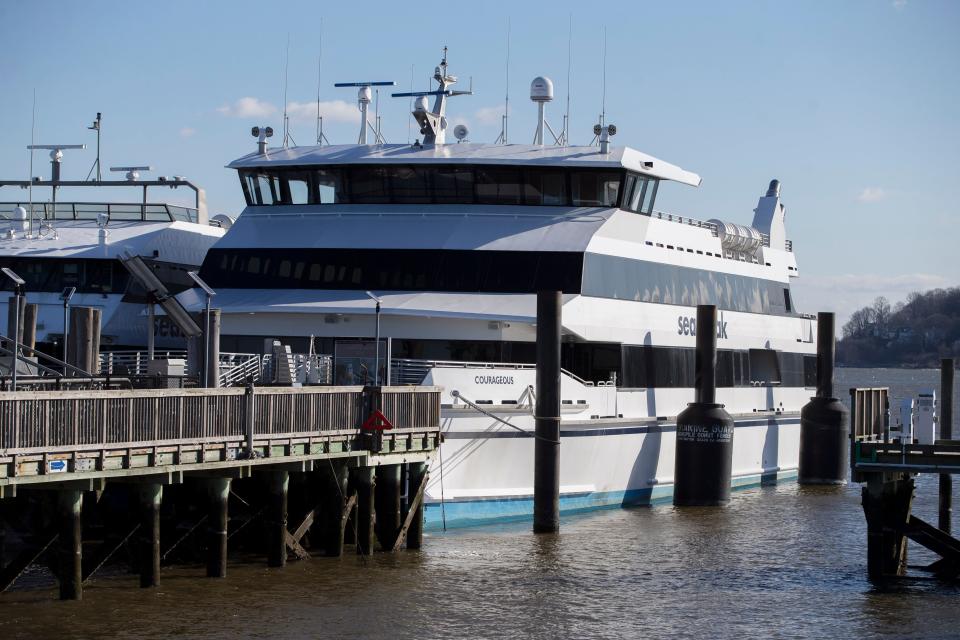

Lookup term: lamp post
[188,271,216,388]
[60,286,76,372]
[365,291,382,386]
[2,268,26,391]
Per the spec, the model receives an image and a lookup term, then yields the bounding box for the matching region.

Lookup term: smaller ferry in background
[0,115,228,352]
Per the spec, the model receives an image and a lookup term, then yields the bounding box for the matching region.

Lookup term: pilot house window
[238,165,660,212]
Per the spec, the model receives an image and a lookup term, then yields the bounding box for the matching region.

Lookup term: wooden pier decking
[850,360,958,582]
[0,384,442,599]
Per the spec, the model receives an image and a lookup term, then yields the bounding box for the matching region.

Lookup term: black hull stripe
[444,417,801,439]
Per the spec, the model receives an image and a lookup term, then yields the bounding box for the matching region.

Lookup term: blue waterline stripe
[445,417,801,439]
[423,469,799,530]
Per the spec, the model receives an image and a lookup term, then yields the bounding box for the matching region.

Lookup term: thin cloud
[475,106,504,125]
[892,0,907,10]
[286,100,358,124]
[179,127,196,138]
[216,97,277,118]
[857,187,887,203]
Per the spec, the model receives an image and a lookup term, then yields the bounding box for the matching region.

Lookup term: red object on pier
[362,410,393,431]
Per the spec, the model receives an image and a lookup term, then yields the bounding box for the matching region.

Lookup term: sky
[0,0,957,325]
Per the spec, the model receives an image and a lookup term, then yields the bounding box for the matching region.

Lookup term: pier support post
[265,470,289,567]
[317,461,350,557]
[799,312,850,485]
[374,464,402,551]
[68,307,101,374]
[22,303,37,351]
[202,308,221,388]
[940,358,954,534]
[137,483,163,588]
[863,473,914,580]
[201,477,231,578]
[6,295,25,345]
[353,467,376,555]
[534,290,562,534]
[57,489,83,601]
[406,462,427,550]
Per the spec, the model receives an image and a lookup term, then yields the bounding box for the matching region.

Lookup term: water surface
[1,367,957,639]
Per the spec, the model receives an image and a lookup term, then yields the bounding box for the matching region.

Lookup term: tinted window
[349,167,390,203]
[433,167,475,203]
[475,167,523,205]
[389,166,430,203]
[199,248,584,294]
[571,171,621,207]
[524,169,568,205]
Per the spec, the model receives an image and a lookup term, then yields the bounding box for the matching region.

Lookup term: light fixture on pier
[60,286,76,366]
[365,291,383,386]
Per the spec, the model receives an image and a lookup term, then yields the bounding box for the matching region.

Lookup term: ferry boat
[0,131,228,352]
[183,51,817,527]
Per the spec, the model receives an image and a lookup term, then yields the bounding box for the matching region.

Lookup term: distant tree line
[837,287,960,367]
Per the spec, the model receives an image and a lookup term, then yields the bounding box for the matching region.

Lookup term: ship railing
[261,353,333,386]
[389,357,594,387]
[219,352,263,387]
[0,201,199,224]
[652,210,794,252]
[99,350,188,376]
[652,210,719,235]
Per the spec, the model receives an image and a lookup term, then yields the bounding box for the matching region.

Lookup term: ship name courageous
[475,375,515,385]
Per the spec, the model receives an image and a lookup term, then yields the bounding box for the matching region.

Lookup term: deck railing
[0,385,441,457]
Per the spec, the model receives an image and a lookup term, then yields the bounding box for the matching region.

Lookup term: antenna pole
[282,34,291,148]
[28,89,36,238]
[564,14,572,145]
[600,26,607,129]
[407,64,414,144]
[316,21,323,145]
[497,19,511,145]
[85,112,102,182]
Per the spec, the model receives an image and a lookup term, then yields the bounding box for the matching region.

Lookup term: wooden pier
[850,359,958,582]
[0,384,441,599]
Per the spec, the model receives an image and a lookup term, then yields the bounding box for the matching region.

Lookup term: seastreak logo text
[677,313,729,339]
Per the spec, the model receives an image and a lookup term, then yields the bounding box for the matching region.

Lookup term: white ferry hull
[424,415,800,528]
[419,366,806,529]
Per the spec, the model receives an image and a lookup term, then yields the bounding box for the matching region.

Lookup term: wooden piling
[406,462,427,550]
[5,295,24,345]
[317,462,350,557]
[202,477,230,578]
[203,308,221,388]
[941,358,954,534]
[533,290,562,534]
[57,489,83,600]
[22,303,37,351]
[353,467,376,555]
[138,483,163,588]
[862,473,914,580]
[375,465,402,550]
[265,470,289,567]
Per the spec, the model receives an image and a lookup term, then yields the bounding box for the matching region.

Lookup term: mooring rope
[451,390,561,445]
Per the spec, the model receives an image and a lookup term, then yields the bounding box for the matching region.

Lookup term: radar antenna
[27,142,85,232]
[334,80,396,144]
[393,47,473,145]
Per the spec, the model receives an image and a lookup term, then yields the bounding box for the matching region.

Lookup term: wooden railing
[0,385,441,457]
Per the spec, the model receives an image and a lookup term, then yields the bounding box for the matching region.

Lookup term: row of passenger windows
[238,165,659,213]
[0,258,195,298]
[200,248,796,316]
[621,346,816,388]
[201,248,584,294]
[0,258,128,294]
